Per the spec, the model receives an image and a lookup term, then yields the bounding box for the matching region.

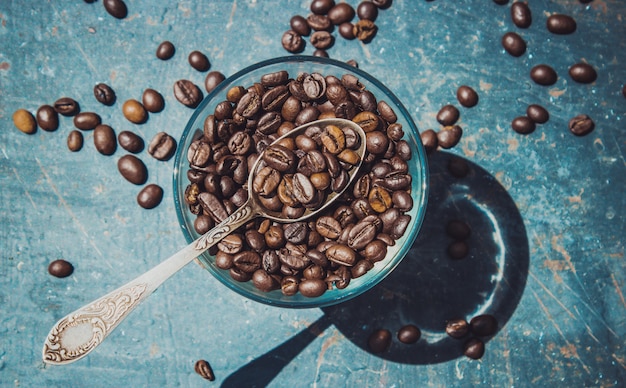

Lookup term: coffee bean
[470,314,498,337]
[493,0,508,4]
[530,64,557,86]
[73,111,101,131]
[36,105,59,131]
[569,63,597,84]
[103,0,127,19]
[93,124,117,155]
[568,114,595,136]
[437,125,462,149]
[526,104,549,124]
[446,220,471,240]
[346,59,359,68]
[310,31,334,50]
[353,19,377,42]
[118,131,144,153]
[48,259,74,278]
[311,0,335,15]
[137,184,163,209]
[194,359,215,381]
[501,31,526,57]
[188,50,211,72]
[463,338,485,359]
[456,85,479,108]
[338,22,356,39]
[357,1,378,21]
[142,88,165,113]
[547,14,577,35]
[93,83,116,105]
[397,324,421,344]
[205,71,226,93]
[299,278,327,297]
[148,132,177,161]
[436,104,460,126]
[445,318,469,338]
[290,15,311,36]
[13,109,37,134]
[156,41,175,60]
[118,154,148,185]
[121,99,147,124]
[67,130,84,152]
[420,129,438,153]
[282,30,305,53]
[54,97,79,116]
[368,329,391,353]
[174,79,203,108]
[372,0,392,8]
[328,3,355,25]
[511,116,536,134]
[510,1,532,28]
[307,14,332,31]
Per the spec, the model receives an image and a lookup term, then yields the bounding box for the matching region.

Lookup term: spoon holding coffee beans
[42,118,366,365]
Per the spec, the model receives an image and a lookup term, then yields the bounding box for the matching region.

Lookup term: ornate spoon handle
[43,202,256,365]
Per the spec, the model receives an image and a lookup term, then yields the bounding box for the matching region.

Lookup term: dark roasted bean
[511,1,532,28]
[530,64,557,86]
[36,105,59,132]
[526,104,549,124]
[568,114,595,136]
[511,116,536,134]
[137,184,163,209]
[117,154,148,185]
[397,324,421,344]
[93,124,117,155]
[569,63,597,84]
[174,79,203,108]
[54,97,79,116]
[156,41,175,60]
[547,14,577,35]
[368,329,391,353]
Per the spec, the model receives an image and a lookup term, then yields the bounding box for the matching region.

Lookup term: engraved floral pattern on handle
[43,283,147,365]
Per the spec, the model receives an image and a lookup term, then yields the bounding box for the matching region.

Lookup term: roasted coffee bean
[215,250,233,269]
[328,3,355,25]
[547,14,577,35]
[189,50,210,72]
[569,63,597,84]
[156,40,175,60]
[353,19,377,41]
[463,338,485,359]
[530,64,557,86]
[252,269,279,292]
[436,104,460,126]
[142,88,165,113]
[204,71,226,93]
[290,15,311,36]
[351,259,373,278]
[103,0,127,19]
[230,267,252,282]
[194,215,214,234]
[281,276,299,296]
[437,125,462,149]
[357,1,378,21]
[372,0,392,8]
[447,240,469,260]
[122,99,147,124]
[397,325,421,344]
[13,109,36,134]
[326,244,357,266]
[501,32,526,57]
[93,83,116,105]
[511,116,536,134]
[362,239,387,262]
[377,101,397,124]
[526,104,549,124]
[263,144,296,172]
[194,359,215,381]
[368,329,391,353]
[299,278,327,297]
[338,22,356,40]
[137,184,163,209]
[148,132,176,161]
[233,251,261,273]
[420,129,438,153]
[455,85,479,108]
[115,131,143,154]
[73,112,101,131]
[311,0,335,14]
[198,192,229,222]
[174,79,203,108]
[470,314,498,337]
[307,14,332,31]
[568,114,595,136]
[48,259,74,278]
[282,30,305,53]
[118,155,148,185]
[67,130,84,152]
[446,318,469,338]
[510,1,532,28]
[93,124,117,155]
[54,97,80,116]
[446,220,471,240]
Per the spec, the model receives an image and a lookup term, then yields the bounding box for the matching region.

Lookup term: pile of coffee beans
[282,0,392,58]
[445,314,498,359]
[183,69,414,297]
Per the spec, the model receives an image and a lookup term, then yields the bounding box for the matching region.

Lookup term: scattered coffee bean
[526,104,549,124]
[310,31,334,50]
[54,97,80,116]
[118,154,148,185]
[148,132,177,161]
[313,49,329,58]
[437,125,462,149]
[103,0,128,19]
[569,63,597,84]
[117,131,144,153]
[93,124,117,155]
[328,3,355,25]
[511,116,535,134]
[194,359,215,381]
[188,50,211,72]
[456,85,479,108]
[93,83,116,105]
[346,59,359,68]
[67,130,84,152]
[205,71,226,93]
[357,1,378,21]
[36,105,59,131]
[447,157,470,178]
[446,220,471,240]
[137,184,163,209]
[447,240,469,260]
[420,129,438,153]
[397,324,421,344]
[510,1,532,28]
[446,318,469,338]
[73,111,101,131]
[122,99,148,124]
[156,40,175,60]
[530,64,557,86]
[463,338,485,359]
[368,329,392,353]
[290,15,311,36]
[173,79,203,108]
[546,14,577,35]
[339,22,356,40]
[501,31,526,57]
[282,30,305,53]
[311,0,335,15]
[307,14,332,31]
[470,314,498,337]
[568,114,595,136]
[353,19,377,42]
[436,104,460,126]
[48,259,74,278]
[372,0,392,8]
[13,109,37,134]
[142,88,165,113]
[299,278,327,297]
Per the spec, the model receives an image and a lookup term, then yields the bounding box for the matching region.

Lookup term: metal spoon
[42,118,366,365]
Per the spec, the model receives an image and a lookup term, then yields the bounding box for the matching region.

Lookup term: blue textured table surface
[1,1,625,387]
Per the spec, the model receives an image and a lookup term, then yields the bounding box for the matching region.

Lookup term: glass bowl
[173,56,429,308]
